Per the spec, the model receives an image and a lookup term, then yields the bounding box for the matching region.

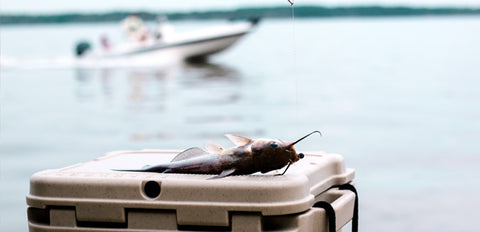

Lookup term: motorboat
[75,16,260,64]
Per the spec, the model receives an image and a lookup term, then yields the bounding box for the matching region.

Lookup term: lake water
[1,17,480,231]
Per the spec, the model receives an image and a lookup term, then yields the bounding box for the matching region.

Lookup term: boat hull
[77,20,257,66]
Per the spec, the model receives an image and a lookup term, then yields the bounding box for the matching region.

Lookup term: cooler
[27,150,358,232]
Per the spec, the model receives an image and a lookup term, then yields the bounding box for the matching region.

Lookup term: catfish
[115,131,321,179]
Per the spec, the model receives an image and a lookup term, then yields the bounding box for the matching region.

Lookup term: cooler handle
[313,183,359,232]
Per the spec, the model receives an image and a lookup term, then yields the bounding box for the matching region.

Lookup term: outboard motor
[75,41,91,57]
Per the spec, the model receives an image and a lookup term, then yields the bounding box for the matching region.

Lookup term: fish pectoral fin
[225,134,253,146]
[171,147,209,162]
[204,141,224,153]
[209,168,236,179]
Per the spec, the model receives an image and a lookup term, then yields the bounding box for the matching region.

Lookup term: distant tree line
[1,6,480,25]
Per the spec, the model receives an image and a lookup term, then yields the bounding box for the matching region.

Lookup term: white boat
[75,16,260,64]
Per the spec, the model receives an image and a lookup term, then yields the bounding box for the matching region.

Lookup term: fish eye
[269,143,278,148]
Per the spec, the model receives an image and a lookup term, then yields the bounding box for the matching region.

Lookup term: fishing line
[289,0,299,132]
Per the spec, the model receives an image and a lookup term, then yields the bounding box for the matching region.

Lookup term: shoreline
[2,5,480,25]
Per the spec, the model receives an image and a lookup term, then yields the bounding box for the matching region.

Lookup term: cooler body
[27,150,356,232]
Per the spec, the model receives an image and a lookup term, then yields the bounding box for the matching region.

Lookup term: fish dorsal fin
[225,134,253,146]
[204,141,224,153]
[208,168,236,179]
[171,147,208,162]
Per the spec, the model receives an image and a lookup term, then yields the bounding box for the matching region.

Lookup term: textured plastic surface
[27,150,355,231]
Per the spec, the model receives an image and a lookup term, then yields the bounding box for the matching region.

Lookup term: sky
[1,0,480,14]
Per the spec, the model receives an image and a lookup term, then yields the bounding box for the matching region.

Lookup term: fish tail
[144,164,170,173]
[111,169,146,172]
[113,164,170,173]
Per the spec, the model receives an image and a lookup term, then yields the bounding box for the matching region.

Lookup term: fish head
[251,139,303,164]
[250,131,321,174]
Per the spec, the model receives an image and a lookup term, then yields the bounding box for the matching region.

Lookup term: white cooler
[27,150,358,232]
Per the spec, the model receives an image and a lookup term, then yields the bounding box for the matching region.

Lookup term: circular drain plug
[143,181,161,199]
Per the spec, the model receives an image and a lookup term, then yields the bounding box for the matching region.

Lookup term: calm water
[1,17,480,231]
